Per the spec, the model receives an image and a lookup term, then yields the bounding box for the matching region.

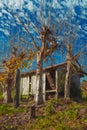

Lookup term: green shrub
[64,109,77,120]
[55,123,71,130]
[3,126,18,130]
[46,99,58,115]
[81,89,87,102]
[0,91,3,100]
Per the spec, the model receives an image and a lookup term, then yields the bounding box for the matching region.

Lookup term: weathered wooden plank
[31,75,36,95]
[56,69,59,99]
[46,90,56,93]
[20,76,30,95]
[42,73,46,101]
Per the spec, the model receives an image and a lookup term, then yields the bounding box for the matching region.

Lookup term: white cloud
[19,12,24,17]
[11,23,16,26]
[0,27,10,36]
[0,0,86,12]
[4,23,9,27]
[82,24,87,31]
[0,28,3,31]
[80,0,87,8]
[0,0,86,37]
[61,0,87,8]
[4,30,10,36]
[0,12,2,17]
[0,0,24,10]
[0,3,4,8]
[12,0,23,10]
[53,0,62,9]
[2,9,12,17]
[25,1,34,11]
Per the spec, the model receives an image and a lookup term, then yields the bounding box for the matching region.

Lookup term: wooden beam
[46,90,56,93]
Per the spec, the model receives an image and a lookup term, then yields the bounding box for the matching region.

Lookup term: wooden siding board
[20,76,29,95]
[56,69,59,99]
[31,75,36,95]
[42,73,46,101]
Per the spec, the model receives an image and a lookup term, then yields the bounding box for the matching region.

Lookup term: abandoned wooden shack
[20,62,81,101]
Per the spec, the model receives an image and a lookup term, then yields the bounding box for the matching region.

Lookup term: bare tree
[35,26,58,105]
[18,21,59,105]
[62,21,87,99]
[15,1,62,105]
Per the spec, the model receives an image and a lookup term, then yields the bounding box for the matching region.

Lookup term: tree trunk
[14,69,20,108]
[3,74,13,104]
[64,44,72,99]
[35,53,43,105]
[3,84,12,103]
[64,62,71,99]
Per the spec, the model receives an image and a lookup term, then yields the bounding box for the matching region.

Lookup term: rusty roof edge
[21,62,67,77]
[44,62,67,70]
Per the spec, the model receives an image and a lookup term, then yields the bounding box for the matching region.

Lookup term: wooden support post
[29,105,36,119]
[43,73,46,102]
[20,78,23,101]
[56,70,59,99]
[14,69,20,108]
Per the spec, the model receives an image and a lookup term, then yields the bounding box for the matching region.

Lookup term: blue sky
[0,0,87,80]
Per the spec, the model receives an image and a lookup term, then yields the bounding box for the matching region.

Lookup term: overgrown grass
[82,88,87,102]
[0,92,3,100]
[0,86,87,130]
[26,109,83,130]
[26,96,87,130]
[0,104,24,116]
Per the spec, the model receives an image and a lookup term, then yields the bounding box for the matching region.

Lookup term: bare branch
[16,15,38,50]
[72,51,83,61]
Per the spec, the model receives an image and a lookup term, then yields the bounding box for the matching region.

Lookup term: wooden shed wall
[20,63,81,101]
